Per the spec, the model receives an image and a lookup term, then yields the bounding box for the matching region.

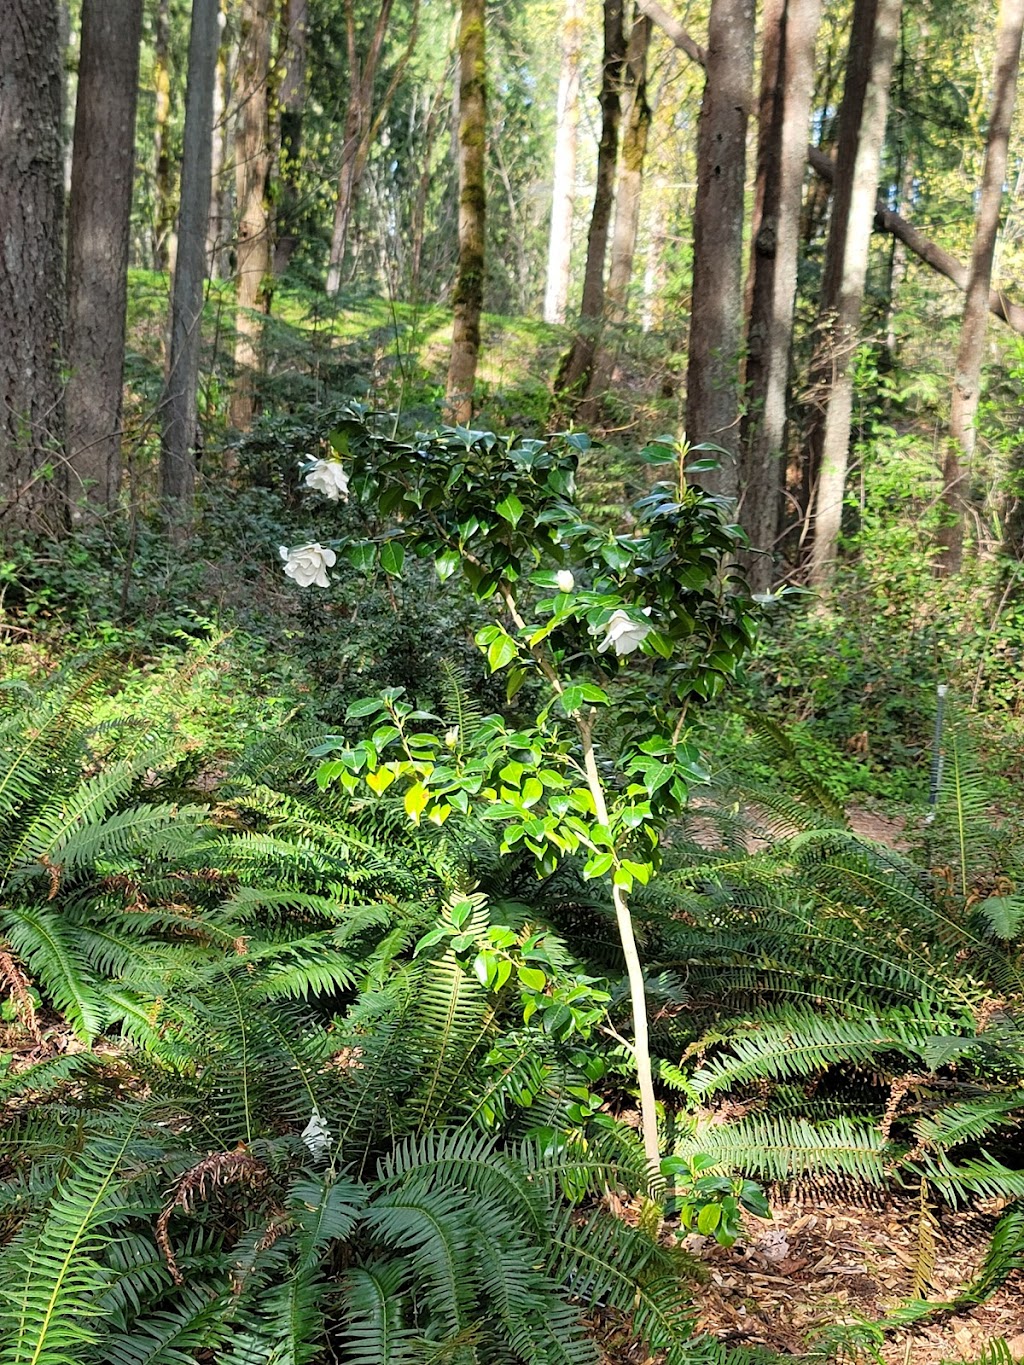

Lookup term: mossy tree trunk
[445,0,487,426]
[229,0,272,433]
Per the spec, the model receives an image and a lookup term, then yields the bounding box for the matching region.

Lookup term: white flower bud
[556,569,575,593]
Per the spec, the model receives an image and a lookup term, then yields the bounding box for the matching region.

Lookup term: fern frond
[0,1126,139,1365]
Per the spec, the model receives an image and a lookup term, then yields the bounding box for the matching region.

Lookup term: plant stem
[577,710,661,1176]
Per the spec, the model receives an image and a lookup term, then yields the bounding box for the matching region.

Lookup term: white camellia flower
[303,459,350,501]
[280,542,337,588]
[555,569,575,593]
[590,608,653,657]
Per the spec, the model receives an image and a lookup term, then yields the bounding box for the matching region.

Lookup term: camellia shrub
[280,406,767,1172]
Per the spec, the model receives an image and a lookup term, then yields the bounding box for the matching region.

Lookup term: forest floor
[593,1193,1023,1362]
[683,1194,1023,1362]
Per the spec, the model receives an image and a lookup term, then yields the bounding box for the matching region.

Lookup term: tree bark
[555,0,626,408]
[206,24,233,280]
[160,0,219,523]
[740,0,822,589]
[273,0,308,275]
[444,0,486,425]
[639,2,1024,338]
[685,0,755,496]
[65,0,143,521]
[806,0,901,589]
[807,145,1024,334]
[543,0,586,326]
[578,8,653,423]
[0,0,66,536]
[936,0,1024,575]
[229,0,272,432]
[153,0,176,272]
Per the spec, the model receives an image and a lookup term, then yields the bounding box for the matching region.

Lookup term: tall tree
[206,23,233,280]
[554,0,626,408]
[0,0,66,535]
[806,0,901,588]
[161,0,220,522]
[579,7,653,422]
[445,0,486,424]
[740,0,822,588]
[274,0,308,275]
[936,0,1024,574]
[325,0,420,296]
[542,0,586,326]
[229,0,272,431]
[65,0,143,519]
[153,0,177,272]
[685,0,754,497]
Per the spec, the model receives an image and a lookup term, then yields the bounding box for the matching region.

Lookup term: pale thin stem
[577,711,661,1175]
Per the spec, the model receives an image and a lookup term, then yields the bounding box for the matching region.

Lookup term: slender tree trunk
[229,0,272,432]
[639,0,1024,339]
[0,0,66,536]
[206,24,232,279]
[936,0,1024,575]
[274,0,308,275]
[65,0,143,521]
[806,0,901,589]
[579,8,653,422]
[740,0,821,588]
[325,0,403,296]
[807,144,1024,334]
[153,0,176,272]
[555,0,626,407]
[160,0,219,522]
[409,70,449,300]
[444,0,486,424]
[543,0,585,325]
[685,0,755,496]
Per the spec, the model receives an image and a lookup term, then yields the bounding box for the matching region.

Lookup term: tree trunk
[65,0,143,521]
[273,0,308,275]
[206,26,233,280]
[543,0,585,326]
[153,0,176,272]
[444,0,486,425]
[685,0,755,497]
[0,0,66,536]
[325,0,395,296]
[740,0,822,589]
[578,8,653,423]
[160,0,219,523]
[554,0,626,408]
[229,0,272,432]
[806,0,901,589]
[936,0,1024,575]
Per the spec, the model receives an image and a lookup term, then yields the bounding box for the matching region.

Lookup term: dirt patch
[682,1193,1023,1361]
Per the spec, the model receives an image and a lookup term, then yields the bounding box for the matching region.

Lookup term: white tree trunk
[543,0,585,325]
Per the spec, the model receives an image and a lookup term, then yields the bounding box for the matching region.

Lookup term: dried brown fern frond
[0,946,39,1039]
[156,1147,269,1285]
